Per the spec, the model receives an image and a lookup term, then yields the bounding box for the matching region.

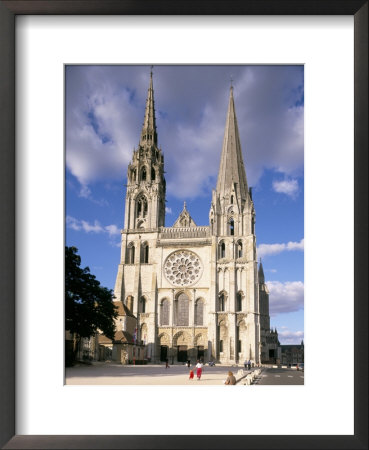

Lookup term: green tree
[65,246,118,362]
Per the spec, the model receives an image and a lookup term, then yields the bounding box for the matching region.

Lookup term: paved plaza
[65,363,304,385]
[65,362,250,385]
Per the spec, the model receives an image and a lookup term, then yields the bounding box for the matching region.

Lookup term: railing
[159,226,210,239]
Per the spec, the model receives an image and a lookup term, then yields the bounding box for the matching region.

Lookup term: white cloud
[267,280,304,315]
[272,178,299,198]
[79,184,92,199]
[105,224,121,236]
[165,207,172,214]
[66,216,81,231]
[80,220,104,234]
[66,65,304,199]
[258,238,304,258]
[286,240,304,251]
[66,216,120,237]
[277,329,304,345]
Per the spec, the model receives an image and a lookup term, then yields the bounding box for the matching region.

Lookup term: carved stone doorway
[177,345,188,362]
[197,346,204,362]
[160,345,168,361]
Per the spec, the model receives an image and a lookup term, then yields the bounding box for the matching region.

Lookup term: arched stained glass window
[195,299,204,326]
[160,299,170,326]
[176,293,189,326]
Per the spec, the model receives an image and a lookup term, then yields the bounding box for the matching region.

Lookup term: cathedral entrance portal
[177,345,188,362]
[160,346,168,361]
[197,346,204,362]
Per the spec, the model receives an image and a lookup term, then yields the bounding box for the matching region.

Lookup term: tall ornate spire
[124,69,166,230]
[215,86,248,202]
[140,68,157,146]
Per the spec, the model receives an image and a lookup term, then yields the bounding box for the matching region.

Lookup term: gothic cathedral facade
[113,72,275,365]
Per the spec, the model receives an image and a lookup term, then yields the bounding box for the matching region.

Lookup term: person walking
[224,371,237,385]
[247,359,251,370]
[189,368,194,380]
[165,358,169,369]
[187,359,191,368]
[195,360,203,380]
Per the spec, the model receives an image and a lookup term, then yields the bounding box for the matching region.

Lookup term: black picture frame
[0,1,367,449]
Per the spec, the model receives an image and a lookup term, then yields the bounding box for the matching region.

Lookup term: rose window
[164,250,203,287]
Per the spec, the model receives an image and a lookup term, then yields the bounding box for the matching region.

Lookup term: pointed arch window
[237,325,242,352]
[140,296,146,313]
[141,242,149,264]
[231,195,234,204]
[175,293,189,326]
[127,243,135,264]
[237,240,243,258]
[229,219,235,236]
[160,299,170,326]
[141,167,147,181]
[236,292,243,312]
[151,167,156,181]
[218,241,226,259]
[137,196,148,218]
[131,168,136,183]
[218,292,226,312]
[195,299,204,326]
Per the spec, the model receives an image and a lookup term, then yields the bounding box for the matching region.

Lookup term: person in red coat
[189,369,194,379]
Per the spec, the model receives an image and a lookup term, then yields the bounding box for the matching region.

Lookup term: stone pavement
[65,362,253,385]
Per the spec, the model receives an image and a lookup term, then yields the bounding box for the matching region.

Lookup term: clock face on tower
[163,250,203,287]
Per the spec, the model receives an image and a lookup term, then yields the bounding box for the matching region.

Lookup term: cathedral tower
[114,71,166,361]
[124,70,166,230]
[208,86,260,364]
[209,85,255,237]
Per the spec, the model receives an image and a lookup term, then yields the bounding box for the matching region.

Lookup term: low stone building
[280,341,304,365]
[98,299,145,364]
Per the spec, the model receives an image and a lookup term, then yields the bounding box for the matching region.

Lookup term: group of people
[164,358,238,385]
[189,360,203,380]
[244,359,252,370]
[165,358,204,380]
[187,359,203,381]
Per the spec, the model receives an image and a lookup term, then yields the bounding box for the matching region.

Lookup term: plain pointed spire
[258,261,265,284]
[140,69,157,146]
[216,86,248,202]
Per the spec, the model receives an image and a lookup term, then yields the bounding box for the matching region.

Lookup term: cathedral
[107,71,278,365]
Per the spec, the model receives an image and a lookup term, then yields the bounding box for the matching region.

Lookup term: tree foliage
[65,246,118,341]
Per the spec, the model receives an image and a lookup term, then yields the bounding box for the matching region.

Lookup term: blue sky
[66,65,304,345]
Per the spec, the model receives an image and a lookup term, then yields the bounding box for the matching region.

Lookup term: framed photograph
[64,63,305,386]
[0,1,367,449]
